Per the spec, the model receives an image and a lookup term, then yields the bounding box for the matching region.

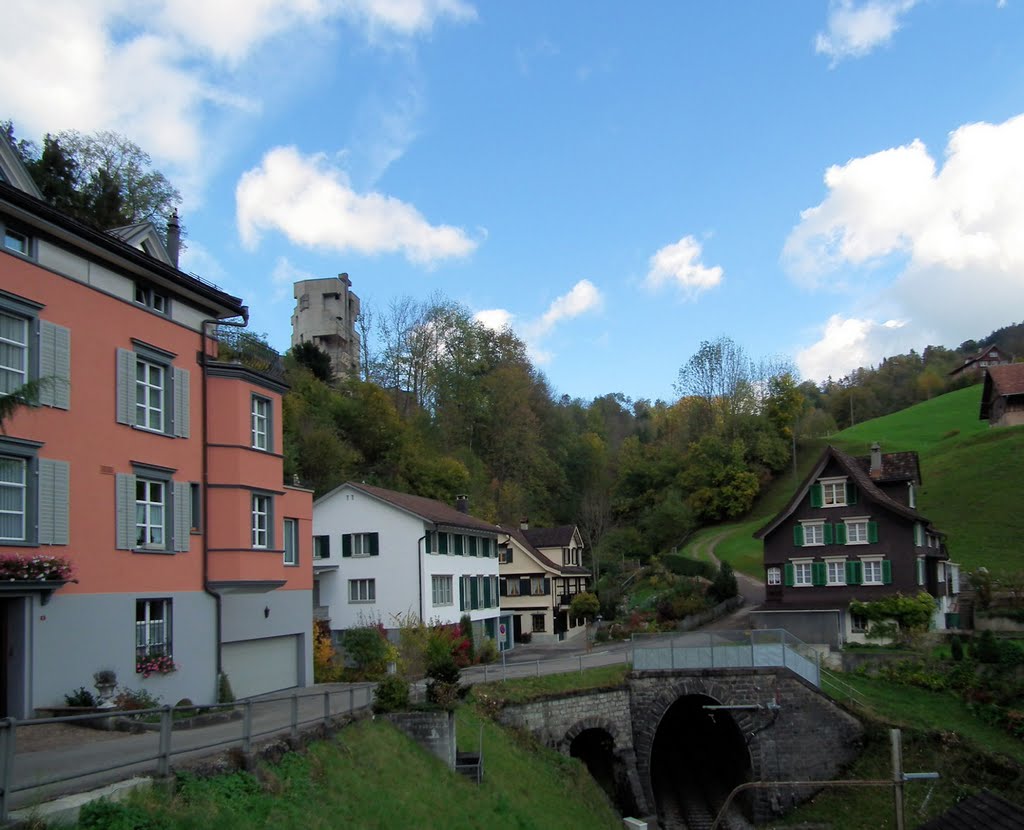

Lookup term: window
[502,577,520,597]
[252,494,271,549]
[251,396,271,451]
[432,575,453,606]
[136,599,172,661]
[846,520,868,544]
[3,227,30,256]
[0,295,70,409]
[116,469,187,552]
[117,346,188,437]
[189,482,201,532]
[349,578,375,603]
[822,479,847,506]
[498,546,513,564]
[342,532,379,557]
[851,612,868,633]
[0,310,28,395]
[136,478,167,548]
[532,614,546,633]
[862,559,884,585]
[0,456,27,542]
[531,576,547,596]
[793,561,813,587]
[134,284,168,314]
[314,535,330,559]
[283,518,298,565]
[802,522,825,546]
[766,567,781,586]
[826,560,846,586]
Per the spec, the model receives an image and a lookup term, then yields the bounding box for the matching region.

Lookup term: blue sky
[5,1,1024,402]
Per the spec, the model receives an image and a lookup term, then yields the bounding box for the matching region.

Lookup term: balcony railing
[210,326,286,383]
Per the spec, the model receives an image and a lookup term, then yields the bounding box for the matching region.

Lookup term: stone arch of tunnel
[563,717,640,817]
[644,688,757,822]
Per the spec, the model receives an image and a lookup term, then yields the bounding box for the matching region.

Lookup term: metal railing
[0,685,373,821]
[631,629,821,686]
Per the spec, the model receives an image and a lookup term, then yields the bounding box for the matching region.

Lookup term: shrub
[79,799,169,830]
[460,614,475,662]
[313,618,340,682]
[114,687,161,711]
[709,561,738,603]
[372,674,410,713]
[972,630,1002,663]
[63,686,96,707]
[950,634,964,662]
[217,672,235,704]
[476,637,499,664]
[663,554,715,579]
[343,625,393,678]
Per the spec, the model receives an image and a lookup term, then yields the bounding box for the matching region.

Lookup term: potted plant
[93,669,117,707]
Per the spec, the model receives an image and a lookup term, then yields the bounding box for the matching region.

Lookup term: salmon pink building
[0,138,313,715]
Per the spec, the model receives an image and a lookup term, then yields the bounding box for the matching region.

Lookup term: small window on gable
[821,478,847,507]
[134,283,168,315]
[3,227,30,257]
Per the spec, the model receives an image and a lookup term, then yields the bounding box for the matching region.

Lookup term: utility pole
[891,728,905,830]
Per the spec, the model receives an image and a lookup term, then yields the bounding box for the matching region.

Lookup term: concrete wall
[385,710,456,769]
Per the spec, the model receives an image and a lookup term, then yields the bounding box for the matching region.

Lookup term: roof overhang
[206,580,286,595]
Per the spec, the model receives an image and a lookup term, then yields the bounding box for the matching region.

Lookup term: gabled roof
[522,525,580,549]
[318,482,498,534]
[107,221,174,266]
[754,445,932,540]
[980,364,1024,418]
[500,525,591,576]
[917,789,1024,830]
[854,450,920,483]
[0,135,43,198]
[950,343,1011,376]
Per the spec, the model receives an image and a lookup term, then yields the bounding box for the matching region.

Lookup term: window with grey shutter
[37,458,69,545]
[173,481,191,552]
[173,368,190,438]
[116,350,136,426]
[115,473,136,549]
[38,321,70,410]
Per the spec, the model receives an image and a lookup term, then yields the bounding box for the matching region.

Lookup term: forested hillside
[281,292,1023,578]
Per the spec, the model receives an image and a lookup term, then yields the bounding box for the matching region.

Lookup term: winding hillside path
[690,529,766,631]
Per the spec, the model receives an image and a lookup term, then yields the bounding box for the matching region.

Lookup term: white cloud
[788,112,1024,379]
[474,280,604,365]
[796,315,912,381]
[644,236,724,299]
[815,0,917,64]
[2,0,475,198]
[271,257,320,302]
[236,146,479,265]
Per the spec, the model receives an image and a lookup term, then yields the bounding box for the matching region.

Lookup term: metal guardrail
[820,667,867,708]
[0,685,373,822]
[631,629,822,686]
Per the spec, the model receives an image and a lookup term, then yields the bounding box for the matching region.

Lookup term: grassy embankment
[685,384,1024,577]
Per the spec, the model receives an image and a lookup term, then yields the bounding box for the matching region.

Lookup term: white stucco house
[312,482,502,644]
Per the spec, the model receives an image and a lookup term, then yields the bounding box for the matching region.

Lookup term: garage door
[221,635,300,699]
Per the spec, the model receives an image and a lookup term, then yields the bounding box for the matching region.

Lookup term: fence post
[535,660,540,677]
[0,717,16,824]
[157,706,172,778]
[242,701,253,755]
[290,694,299,742]
[323,690,330,727]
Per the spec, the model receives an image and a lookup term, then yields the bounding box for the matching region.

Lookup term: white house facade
[312,483,501,642]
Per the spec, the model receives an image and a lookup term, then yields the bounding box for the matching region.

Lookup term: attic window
[820,477,847,507]
[135,283,168,314]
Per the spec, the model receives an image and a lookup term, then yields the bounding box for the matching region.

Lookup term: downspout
[417,532,427,622]
[200,309,249,680]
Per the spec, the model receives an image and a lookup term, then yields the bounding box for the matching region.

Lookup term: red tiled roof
[522,525,577,548]
[988,363,1024,397]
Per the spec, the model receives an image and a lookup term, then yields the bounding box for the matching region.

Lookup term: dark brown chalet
[949,343,1012,379]
[980,363,1024,427]
[752,443,959,647]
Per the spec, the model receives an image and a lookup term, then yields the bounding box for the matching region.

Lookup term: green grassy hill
[685,384,1024,577]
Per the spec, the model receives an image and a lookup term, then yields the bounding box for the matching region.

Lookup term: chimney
[455,494,469,514]
[520,517,529,531]
[870,442,882,476]
[166,209,181,269]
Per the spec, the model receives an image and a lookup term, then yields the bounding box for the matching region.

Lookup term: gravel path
[16,723,126,754]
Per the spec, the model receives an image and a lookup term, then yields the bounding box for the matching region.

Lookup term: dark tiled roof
[754,445,931,540]
[499,525,591,577]
[949,344,1012,376]
[522,525,577,548]
[918,790,1024,830]
[853,450,921,482]
[338,482,498,534]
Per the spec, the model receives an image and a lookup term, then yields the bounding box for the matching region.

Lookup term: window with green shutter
[793,525,804,546]
[483,576,492,607]
[812,562,827,586]
[882,559,892,584]
[809,484,823,508]
[784,563,795,586]
[823,524,834,545]
[846,560,862,585]
[439,533,449,555]
[835,523,847,544]
[846,482,858,505]
[468,536,477,556]
[868,521,878,543]
[470,577,479,609]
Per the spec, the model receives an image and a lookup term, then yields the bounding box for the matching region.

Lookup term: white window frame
[3,227,30,257]
[0,310,29,395]
[862,557,884,585]
[135,478,167,549]
[802,521,825,546]
[351,532,373,557]
[432,575,453,606]
[135,357,166,433]
[0,456,27,542]
[826,559,846,586]
[252,493,270,549]
[767,566,781,586]
[821,477,847,507]
[134,284,168,315]
[850,611,868,633]
[349,578,375,603]
[136,598,172,661]
[793,560,813,587]
[283,518,298,566]
[251,396,271,451]
[845,518,869,545]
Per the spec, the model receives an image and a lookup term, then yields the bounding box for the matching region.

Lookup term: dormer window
[135,283,168,314]
[810,476,853,508]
